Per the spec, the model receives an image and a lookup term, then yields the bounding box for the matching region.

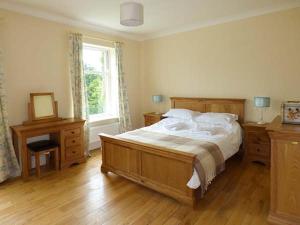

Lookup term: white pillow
[194,112,238,124]
[163,109,200,120]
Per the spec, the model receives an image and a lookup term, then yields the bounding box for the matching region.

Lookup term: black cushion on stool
[27,140,59,152]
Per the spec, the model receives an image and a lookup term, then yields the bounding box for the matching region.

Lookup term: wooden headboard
[170,97,246,123]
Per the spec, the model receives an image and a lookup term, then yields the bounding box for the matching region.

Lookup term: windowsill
[88,114,119,127]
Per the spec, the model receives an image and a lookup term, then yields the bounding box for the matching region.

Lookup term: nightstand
[144,112,164,126]
[243,122,270,166]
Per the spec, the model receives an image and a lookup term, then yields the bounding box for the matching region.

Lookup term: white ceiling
[1,0,300,40]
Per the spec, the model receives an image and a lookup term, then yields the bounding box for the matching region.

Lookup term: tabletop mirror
[24,92,61,125]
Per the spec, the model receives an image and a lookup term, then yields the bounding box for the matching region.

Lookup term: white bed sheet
[118,117,242,189]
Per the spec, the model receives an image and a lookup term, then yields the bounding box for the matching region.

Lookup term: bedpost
[101,165,109,174]
[100,134,108,174]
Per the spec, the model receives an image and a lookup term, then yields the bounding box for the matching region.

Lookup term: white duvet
[118,117,242,189]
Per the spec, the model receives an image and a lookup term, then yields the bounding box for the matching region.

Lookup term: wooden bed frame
[99,97,245,207]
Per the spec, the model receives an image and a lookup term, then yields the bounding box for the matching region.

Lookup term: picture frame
[282,101,300,124]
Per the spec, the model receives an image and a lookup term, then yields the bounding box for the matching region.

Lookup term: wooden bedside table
[144,112,164,126]
[243,122,270,166]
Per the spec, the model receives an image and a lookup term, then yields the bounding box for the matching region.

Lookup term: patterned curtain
[114,42,132,133]
[0,49,20,182]
[68,33,90,155]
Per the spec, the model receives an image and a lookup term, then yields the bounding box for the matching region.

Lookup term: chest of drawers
[243,122,270,166]
[144,112,164,126]
[267,116,300,225]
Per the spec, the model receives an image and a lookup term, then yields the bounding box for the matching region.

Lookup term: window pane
[83,46,105,115]
[82,43,118,121]
[84,65,104,115]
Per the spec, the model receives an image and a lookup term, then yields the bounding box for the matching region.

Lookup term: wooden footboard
[99,133,201,206]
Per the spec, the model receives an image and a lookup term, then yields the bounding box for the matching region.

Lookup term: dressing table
[11,93,86,178]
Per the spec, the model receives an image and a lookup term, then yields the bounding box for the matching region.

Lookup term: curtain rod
[83,35,124,44]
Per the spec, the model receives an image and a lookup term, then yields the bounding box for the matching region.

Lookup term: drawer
[247,132,269,144]
[248,143,270,157]
[65,146,82,160]
[249,154,270,165]
[65,136,81,147]
[245,126,266,132]
[145,120,158,126]
[145,121,152,127]
[145,117,160,125]
[64,128,81,137]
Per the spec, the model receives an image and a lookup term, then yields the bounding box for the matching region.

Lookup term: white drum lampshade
[120,2,144,26]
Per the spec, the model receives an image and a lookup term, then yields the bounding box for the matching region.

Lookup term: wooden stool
[27,140,60,177]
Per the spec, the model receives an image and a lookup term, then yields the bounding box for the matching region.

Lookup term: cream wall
[0,9,142,128]
[1,7,300,127]
[141,8,300,122]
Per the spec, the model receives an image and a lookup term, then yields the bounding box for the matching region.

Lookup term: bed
[99,97,245,207]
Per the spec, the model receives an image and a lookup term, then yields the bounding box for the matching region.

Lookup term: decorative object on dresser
[282,101,300,124]
[144,112,164,126]
[243,122,270,166]
[10,93,86,178]
[267,116,300,225]
[254,96,271,124]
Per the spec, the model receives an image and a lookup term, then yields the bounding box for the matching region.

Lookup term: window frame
[82,43,118,123]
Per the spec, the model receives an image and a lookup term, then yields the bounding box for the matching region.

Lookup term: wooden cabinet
[243,122,270,166]
[143,112,164,126]
[61,124,85,168]
[267,116,300,225]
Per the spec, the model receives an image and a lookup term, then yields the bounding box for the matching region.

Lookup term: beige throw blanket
[118,130,225,195]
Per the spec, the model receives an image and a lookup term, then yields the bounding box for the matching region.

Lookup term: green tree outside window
[83,64,105,115]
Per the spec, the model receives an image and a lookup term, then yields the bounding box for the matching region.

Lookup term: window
[83,43,118,122]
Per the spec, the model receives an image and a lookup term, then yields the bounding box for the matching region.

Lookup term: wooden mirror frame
[23,92,62,125]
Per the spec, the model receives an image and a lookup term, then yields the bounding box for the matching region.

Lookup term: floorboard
[0,150,270,225]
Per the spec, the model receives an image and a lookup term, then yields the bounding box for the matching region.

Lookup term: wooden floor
[0,150,270,225]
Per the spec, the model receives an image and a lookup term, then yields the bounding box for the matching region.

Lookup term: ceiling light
[120,2,144,26]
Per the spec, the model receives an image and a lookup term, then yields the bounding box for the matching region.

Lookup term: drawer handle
[71,131,75,134]
[291,142,299,145]
[72,151,76,154]
[256,148,260,152]
[72,140,76,143]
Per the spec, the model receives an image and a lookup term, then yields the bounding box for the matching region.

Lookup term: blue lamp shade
[254,97,271,108]
[152,95,163,103]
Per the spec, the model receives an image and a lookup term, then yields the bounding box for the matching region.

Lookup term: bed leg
[191,198,198,209]
[191,188,202,209]
[101,165,109,174]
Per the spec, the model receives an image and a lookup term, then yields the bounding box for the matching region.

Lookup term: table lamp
[152,95,163,114]
[254,96,270,124]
